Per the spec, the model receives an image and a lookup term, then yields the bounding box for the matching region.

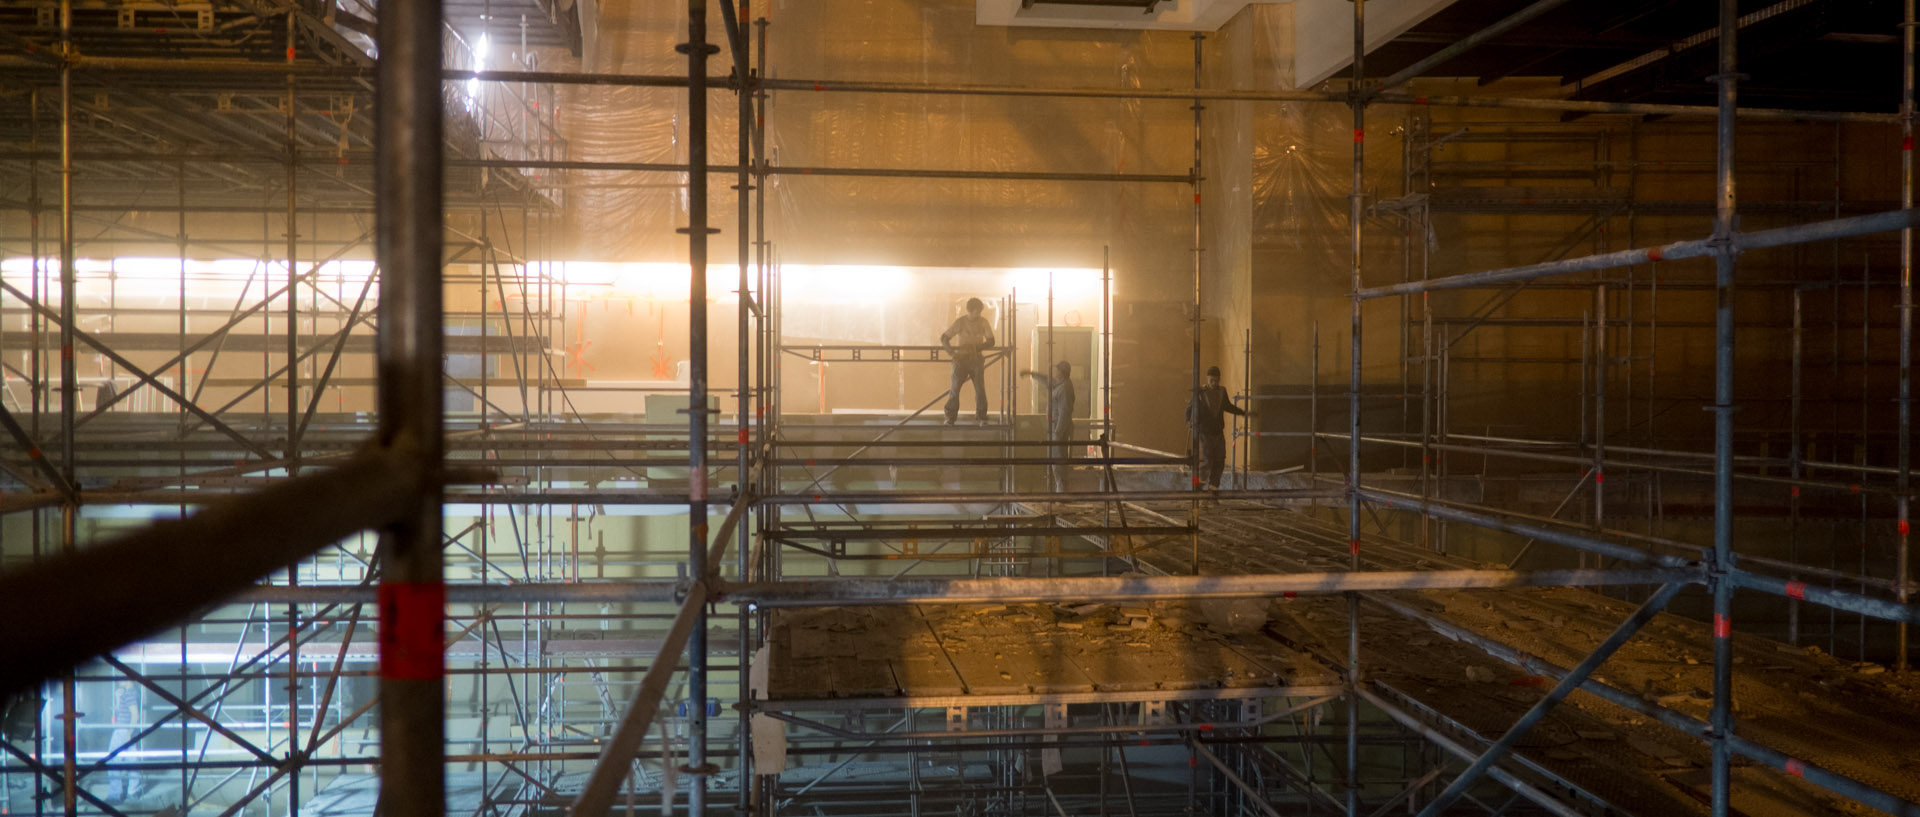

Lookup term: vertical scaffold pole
[285,12,300,465]
[1897,0,1913,674]
[374,0,446,811]
[1709,0,1739,814]
[684,1,715,812]
[753,16,771,645]
[57,2,77,814]
[726,0,756,805]
[1347,1,1366,815]
[1103,245,1112,442]
[1790,287,1803,645]
[1190,31,1204,574]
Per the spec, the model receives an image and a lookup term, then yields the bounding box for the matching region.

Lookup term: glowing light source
[463,33,488,112]
[781,265,909,305]
[0,256,378,300]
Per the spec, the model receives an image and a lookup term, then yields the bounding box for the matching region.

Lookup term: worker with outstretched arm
[1021,360,1076,490]
[1187,365,1253,492]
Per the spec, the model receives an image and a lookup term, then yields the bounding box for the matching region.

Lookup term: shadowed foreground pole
[1709,1,1738,815]
[374,0,446,810]
[1347,0,1366,814]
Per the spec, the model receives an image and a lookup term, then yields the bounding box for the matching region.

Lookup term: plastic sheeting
[1244,7,1417,290]
[545,0,1398,451]
[557,2,1200,272]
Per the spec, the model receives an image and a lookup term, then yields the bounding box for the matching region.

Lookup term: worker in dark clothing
[1022,360,1076,490]
[941,297,996,425]
[1187,365,1252,492]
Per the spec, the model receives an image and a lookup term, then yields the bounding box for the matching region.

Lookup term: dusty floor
[761,500,1920,816]
[768,599,1339,700]
[1122,501,1920,817]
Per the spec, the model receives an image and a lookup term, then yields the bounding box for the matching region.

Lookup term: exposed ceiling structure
[0,0,557,212]
[1355,0,1902,112]
[978,0,1287,31]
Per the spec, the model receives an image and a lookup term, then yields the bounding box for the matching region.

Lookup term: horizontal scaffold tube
[1357,487,1920,619]
[0,58,1896,122]
[1729,570,1920,623]
[1357,207,1920,299]
[772,457,1180,466]
[719,568,1697,606]
[230,581,686,605]
[452,158,1193,184]
[762,488,1339,505]
[1356,487,1693,568]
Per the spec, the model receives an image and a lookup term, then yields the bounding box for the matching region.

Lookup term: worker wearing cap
[1021,360,1076,490]
[1187,365,1252,492]
[941,297,997,425]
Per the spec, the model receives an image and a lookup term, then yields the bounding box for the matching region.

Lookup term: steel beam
[1370,0,1577,94]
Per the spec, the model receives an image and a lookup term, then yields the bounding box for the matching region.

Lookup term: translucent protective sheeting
[558,4,689,260]
[1248,7,1409,291]
[1239,5,1429,466]
[557,0,1232,452]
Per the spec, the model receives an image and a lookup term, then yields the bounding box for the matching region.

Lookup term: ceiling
[1355,0,1903,113]
[977,0,1286,32]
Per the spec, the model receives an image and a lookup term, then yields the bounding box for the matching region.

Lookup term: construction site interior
[5,0,1920,816]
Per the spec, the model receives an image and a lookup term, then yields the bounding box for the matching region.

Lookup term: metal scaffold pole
[285,13,300,466]
[1190,31,1205,576]
[1709,0,1739,813]
[684,1,715,812]
[1899,0,1915,674]
[720,0,757,805]
[374,0,447,809]
[57,0,79,810]
[1347,1,1366,815]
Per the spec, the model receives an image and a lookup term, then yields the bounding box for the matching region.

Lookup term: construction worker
[1187,365,1252,492]
[1022,360,1076,490]
[106,679,140,802]
[941,297,996,425]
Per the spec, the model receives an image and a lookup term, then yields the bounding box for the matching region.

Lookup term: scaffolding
[1,1,1919,817]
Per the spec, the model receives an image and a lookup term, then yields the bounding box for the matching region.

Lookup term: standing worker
[1187,365,1252,492]
[941,297,997,426]
[106,679,141,802]
[1022,360,1076,491]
